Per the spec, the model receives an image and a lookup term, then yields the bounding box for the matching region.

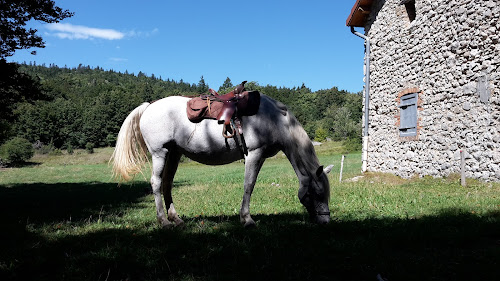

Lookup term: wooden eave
[346,0,374,27]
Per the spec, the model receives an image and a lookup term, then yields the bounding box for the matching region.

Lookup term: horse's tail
[110,102,150,182]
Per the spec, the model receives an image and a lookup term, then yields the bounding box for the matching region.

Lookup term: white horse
[111,94,333,228]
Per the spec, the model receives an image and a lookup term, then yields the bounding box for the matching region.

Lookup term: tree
[0,60,45,143]
[197,75,208,93]
[314,127,328,142]
[0,137,34,164]
[218,77,233,93]
[322,105,360,141]
[0,0,73,59]
[0,0,73,144]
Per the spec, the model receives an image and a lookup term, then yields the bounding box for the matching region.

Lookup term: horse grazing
[110,93,333,228]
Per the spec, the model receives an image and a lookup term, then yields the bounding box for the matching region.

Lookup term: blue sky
[8,0,365,93]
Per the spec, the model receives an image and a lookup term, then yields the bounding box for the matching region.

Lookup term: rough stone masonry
[362,0,499,181]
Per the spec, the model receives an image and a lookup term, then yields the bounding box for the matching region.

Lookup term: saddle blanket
[186,96,225,123]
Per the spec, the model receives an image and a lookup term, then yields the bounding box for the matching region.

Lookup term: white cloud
[126,28,159,38]
[46,23,125,40]
[109,57,128,62]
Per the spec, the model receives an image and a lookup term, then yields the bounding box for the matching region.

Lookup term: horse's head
[298,165,333,224]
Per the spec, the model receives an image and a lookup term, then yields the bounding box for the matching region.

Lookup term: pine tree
[218,77,233,92]
[197,75,208,93]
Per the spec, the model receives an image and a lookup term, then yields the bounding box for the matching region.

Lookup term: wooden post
[340,155,345,183]
[460,149,466,187]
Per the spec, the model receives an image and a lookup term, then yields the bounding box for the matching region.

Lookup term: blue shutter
[399,93,417,137]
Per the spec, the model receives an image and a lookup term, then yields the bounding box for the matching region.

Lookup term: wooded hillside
[3,63,362,150]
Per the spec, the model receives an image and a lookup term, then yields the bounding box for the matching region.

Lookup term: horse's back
[140,96,242,163]
[139,94,290,164]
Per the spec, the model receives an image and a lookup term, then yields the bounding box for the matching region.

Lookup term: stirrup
[222,124,234,139]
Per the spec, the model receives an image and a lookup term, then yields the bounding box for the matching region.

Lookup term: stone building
[346,0,499,181]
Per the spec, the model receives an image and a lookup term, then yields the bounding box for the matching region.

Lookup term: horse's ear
[316,166,324,178]
[324,164,334,174]
[316,165,333,177]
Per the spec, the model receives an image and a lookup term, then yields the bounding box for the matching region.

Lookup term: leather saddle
[187,81,261,139]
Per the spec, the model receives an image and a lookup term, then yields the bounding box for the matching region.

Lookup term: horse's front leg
[151,148,173,228]
[240,150,265,228]
[162,151,184,227]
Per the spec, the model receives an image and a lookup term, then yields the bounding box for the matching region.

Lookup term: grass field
[0,144,499,280]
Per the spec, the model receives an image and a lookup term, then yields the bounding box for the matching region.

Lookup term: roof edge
[346,0,374,27]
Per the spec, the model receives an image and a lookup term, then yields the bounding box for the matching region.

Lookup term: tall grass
[0,144,498,281]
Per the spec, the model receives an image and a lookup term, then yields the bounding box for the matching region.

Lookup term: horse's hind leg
[161,150,184,227]
[151,148,174,228]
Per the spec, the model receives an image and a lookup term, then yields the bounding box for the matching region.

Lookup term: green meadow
[0,144,499,280]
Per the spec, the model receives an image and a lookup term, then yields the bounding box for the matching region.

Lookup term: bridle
[316,210,331,216]
[298,169,331,217]
[301,192,330,217]
[313,200,330,216]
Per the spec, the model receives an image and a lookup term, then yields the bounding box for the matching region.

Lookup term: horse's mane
[286,111,321,174]
[263,96,320,174]
[265,95,323,176]
[283,109,331,199]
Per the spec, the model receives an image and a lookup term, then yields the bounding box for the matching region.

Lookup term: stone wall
[362,0,499,181]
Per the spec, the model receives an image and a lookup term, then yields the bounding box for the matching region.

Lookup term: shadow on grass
[0,179,190,227]
[0,182,499,281]
[0,182,148,223]
[1,161,42,168]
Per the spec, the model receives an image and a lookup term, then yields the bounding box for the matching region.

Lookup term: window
[399,93,418,137]
[401,0,416,22]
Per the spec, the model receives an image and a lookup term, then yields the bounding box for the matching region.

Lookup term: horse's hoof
[160,221,175,229]
[243,219,256,228]
[174,219,185,228]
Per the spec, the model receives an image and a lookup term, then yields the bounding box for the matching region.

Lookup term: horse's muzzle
[314,212,330,224]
